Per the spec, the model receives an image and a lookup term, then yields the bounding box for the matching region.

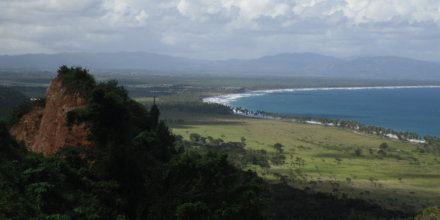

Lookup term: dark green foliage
[56,69,268,219]
[271,183,409,220]
[0,121,26,161]
[245,150,271,168]
[86,80,134,146]
[0,86,29,120]
[420,136,440,154]
[150,152,269,220]
[0,150,125,219]
[189,133,202,142]
[150,104,160,127]
[241,136,246,143]
[379,142,389,150]
[57,65,96,97]
[9,102,32,126]
[271,154,286,166]
[184,134,271,169]
[176,201,209,220]
[415,206,440,220]
[159,102,233,115]
[273,143,284,153]
[68,80,150,147]
[0,121,123,219]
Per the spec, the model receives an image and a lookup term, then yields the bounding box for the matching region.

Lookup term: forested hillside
[0,66,429,219]
[0,66,268,219]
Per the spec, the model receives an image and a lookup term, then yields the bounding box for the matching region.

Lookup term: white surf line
[203,85,440,106]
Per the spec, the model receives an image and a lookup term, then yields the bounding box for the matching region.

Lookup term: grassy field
[164,110,440,213]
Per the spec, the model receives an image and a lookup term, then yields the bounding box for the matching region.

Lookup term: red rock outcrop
[10,77,94,155]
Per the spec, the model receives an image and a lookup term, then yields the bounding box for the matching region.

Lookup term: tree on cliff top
[57,65,96,97]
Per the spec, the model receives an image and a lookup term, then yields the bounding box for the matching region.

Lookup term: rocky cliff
[10,77,94,155]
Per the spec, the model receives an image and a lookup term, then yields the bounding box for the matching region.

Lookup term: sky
[1,0,440,62]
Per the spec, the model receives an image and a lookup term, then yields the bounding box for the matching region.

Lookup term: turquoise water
[227,87,440,137]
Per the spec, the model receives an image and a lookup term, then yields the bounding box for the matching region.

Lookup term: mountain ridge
[1,52,440,80]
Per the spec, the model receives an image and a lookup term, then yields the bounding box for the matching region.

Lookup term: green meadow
[163,110,440,213]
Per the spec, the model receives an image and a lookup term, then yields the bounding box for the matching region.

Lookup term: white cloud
[1,0,440,61]
[178,0,292,20]
[101,0,149,27]
[176,0,190,16]
[342,0,440,24]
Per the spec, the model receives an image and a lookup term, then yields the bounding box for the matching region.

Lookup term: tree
[57,65,96,97]
[189,133,201,142]
[380,142,389,150]
[0,121,26,160]
[150,104,160,128]
[273,143,284,153]
[271,154,286,166]
[176,202,210,220]
[241,137,246,143]
[151,152,269,219]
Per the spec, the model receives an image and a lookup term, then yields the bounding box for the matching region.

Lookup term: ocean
[205,86,440,137]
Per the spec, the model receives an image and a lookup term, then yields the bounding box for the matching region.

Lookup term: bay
[223,87,440,137]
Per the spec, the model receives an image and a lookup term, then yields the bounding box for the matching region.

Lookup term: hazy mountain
[330,56,440,79]
[1,52,440,80]
[209,53,344,74]
[0,52,198,71]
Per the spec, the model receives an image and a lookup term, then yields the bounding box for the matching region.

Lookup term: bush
[57,65,96,97]
[189,133,201,142]
[379,142,389,150]
[415,206,440,220]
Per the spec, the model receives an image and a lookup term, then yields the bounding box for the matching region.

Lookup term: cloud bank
[1,0,440,61]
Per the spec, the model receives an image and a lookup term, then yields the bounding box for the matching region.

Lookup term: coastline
[203,85,438,144]
[203,85,440,106]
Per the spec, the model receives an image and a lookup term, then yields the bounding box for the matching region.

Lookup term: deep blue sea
[226,87,440,137]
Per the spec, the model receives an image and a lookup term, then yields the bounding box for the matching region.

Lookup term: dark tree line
[159,102,233,115]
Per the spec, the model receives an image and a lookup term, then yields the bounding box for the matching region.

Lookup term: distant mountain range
[1,52,440,80]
